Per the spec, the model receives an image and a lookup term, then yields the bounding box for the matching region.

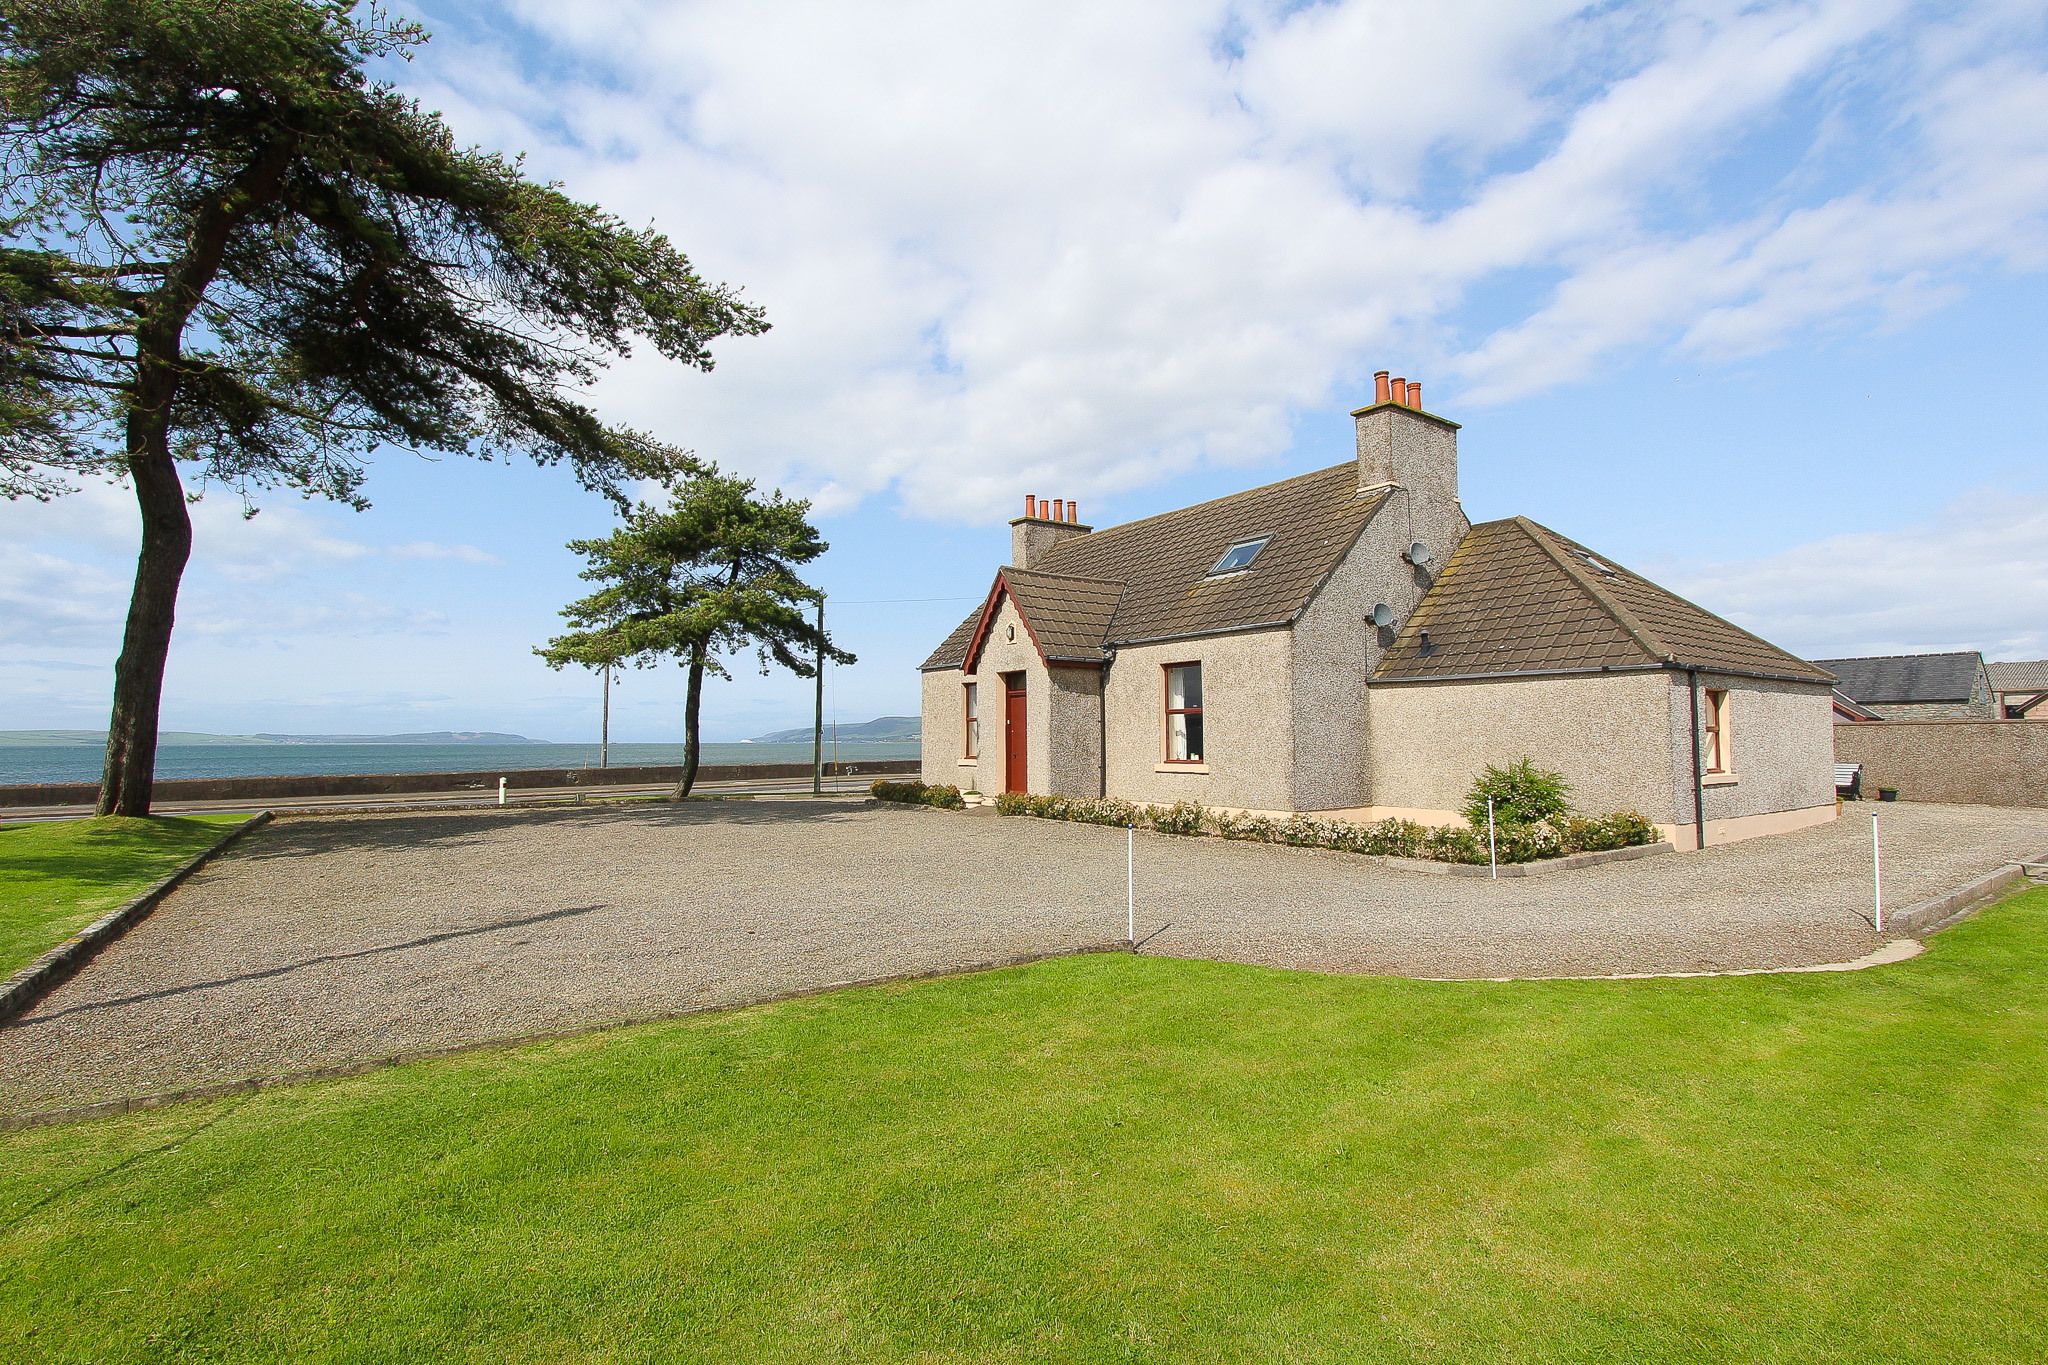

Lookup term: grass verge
[0,814,250,980]
[2,887,2045,1362]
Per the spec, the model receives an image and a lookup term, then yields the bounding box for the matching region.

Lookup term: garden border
[1382,841,1674,877]
[0,939,1133,1132]
[0,811,272,1026]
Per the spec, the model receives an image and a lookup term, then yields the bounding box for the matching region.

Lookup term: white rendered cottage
[919,374,1839,848]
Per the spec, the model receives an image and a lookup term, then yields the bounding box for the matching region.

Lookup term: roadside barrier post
[1487,798,1498,880]
[1873,812,1883,933]
[498,777,506,806]
[1127,824,1135,945]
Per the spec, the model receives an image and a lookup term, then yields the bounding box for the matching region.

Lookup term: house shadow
[220,797,881,863]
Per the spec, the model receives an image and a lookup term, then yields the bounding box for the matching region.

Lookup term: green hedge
[869,779,966,811]
[994,795,1658,865]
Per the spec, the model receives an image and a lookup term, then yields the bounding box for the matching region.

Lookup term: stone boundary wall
[1833,720,2048,808]
[0,759,921,809]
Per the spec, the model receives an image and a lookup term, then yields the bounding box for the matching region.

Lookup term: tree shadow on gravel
[8,904,605,1029]
[223,798,879,863]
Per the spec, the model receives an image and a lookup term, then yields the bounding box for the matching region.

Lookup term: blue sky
[4,0,2047,742]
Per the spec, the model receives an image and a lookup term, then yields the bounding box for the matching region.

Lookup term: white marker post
[1487,797,1498,880]
[1127,824,1135,945]
[498,776,506,806]
[1872,812,1883,933]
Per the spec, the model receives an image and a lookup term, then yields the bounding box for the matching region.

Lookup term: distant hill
[0,730,547,747]
[747,715,921,744]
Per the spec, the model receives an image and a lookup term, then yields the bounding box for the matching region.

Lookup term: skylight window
[1208,537,1270,575]
[1575,550,1617,576]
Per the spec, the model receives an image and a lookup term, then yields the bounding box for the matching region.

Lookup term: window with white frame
[1165,663,1204,762]
[963,682,979,758]
[1703,688,1731,773]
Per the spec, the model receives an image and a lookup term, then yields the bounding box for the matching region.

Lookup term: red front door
[1004,674,1028,793]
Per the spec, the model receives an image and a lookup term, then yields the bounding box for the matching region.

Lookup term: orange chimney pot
[1374,370,1390,405]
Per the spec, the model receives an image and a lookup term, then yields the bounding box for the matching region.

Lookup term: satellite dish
[1408,542,1432,566]
[1369,603,1396,628]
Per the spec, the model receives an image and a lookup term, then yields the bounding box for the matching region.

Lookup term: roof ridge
[1003,566,1127,586]
[1042,461,1350,554]
[1513,516,1673,664]
[1813,650,1983,662]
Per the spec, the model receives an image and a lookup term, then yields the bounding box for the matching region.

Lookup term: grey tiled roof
[922,462,1390,670]
[1814,652,1985,705]
[998,569,1124,663]
[1988,659,2048,691]
[1374,517,1835,684]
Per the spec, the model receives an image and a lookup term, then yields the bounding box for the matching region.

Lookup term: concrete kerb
[0,811,274,1025]
[0,939,1134,1132]
[1382,841,1675,878]
[1883,848,2048,937]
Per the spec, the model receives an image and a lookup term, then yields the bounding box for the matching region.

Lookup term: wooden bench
[1835,762,1862,799]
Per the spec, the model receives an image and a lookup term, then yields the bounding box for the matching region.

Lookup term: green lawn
[3,887,2045,1363]
[0,814,251,979]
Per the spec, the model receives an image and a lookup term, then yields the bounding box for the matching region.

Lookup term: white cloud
[389,0,2048,520]
[1653,488,2048,661]
[386,541,501,564]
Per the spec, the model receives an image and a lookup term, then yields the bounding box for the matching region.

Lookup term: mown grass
[0,814,251,979]
[2,887,2045,1363]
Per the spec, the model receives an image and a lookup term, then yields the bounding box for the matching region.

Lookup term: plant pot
[1878,788,1899,802]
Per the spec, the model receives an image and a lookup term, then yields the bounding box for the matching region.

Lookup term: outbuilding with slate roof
[919,373,1841,848]
[1814,651,1996,720]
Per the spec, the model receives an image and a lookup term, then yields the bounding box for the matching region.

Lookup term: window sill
[1702,772,1738,786]
[1155,762,1211,774]
[957,758,978,766]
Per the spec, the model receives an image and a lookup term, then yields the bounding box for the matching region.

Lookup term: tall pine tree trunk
[671,644,706,801]
[90,143,289,817]
[96,410,191,817]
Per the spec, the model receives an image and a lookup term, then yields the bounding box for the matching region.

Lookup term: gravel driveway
[4,798,2044,1115]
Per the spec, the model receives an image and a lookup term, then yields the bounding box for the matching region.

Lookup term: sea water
[0,741,923,787]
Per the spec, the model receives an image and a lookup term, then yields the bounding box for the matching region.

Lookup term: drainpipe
[1099,648,1115,798]
[1687,665,1706,850]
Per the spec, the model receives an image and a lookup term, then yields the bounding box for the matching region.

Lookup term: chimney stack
[1352,368,1460,508]
[1010,492,1094,569]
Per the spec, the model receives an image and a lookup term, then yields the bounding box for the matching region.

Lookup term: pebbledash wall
[1350,668,1835,846]
[1103,627,1295,810]
[1289,470,1472,813]
[1834,719,2048,807]
[1662,673,1836,845]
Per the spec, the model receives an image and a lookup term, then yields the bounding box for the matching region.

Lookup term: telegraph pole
[812,596,825,795]
[600,662,611,769]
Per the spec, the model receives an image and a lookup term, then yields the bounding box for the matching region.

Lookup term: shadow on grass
[0,817,230,902]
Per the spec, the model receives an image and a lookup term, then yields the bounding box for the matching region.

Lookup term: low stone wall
[0,759,920,809]
[1834,720,2048,807]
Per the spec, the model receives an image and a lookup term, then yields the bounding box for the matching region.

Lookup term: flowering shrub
[1149,800,1208,836]
[1557,811,1659,852]
[992,790,1658,865]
